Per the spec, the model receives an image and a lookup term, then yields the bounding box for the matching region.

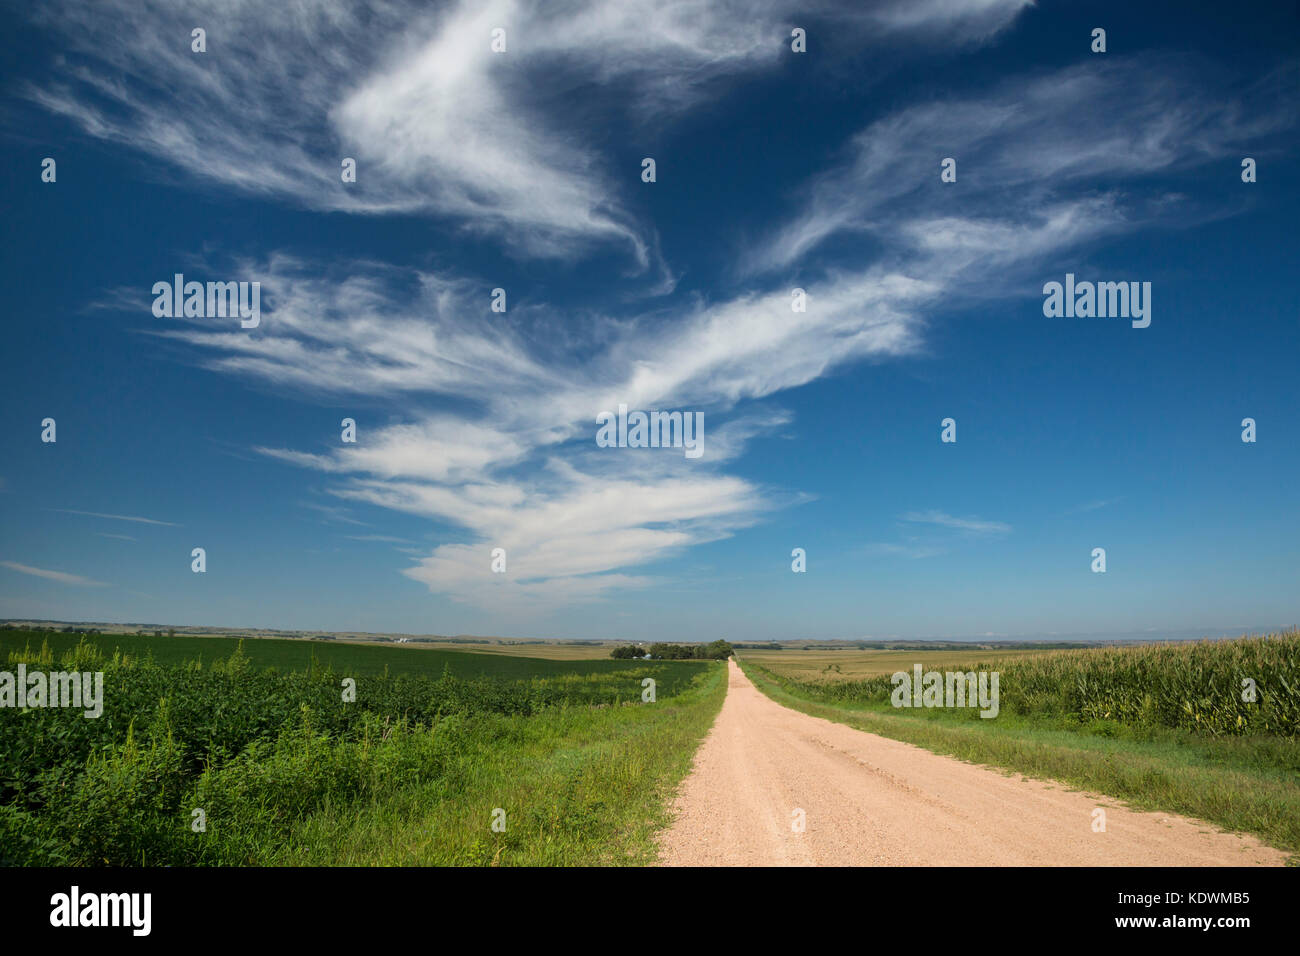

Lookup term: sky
[0,0,1297,642]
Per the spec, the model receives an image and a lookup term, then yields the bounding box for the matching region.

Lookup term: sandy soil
[657,660,1287,866]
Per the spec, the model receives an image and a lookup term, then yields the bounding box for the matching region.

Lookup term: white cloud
[747,57,1286,275]
[853,0,1033,40]
[52,509,178,527]
[379,468,766,608]
[141,253,931,606]
[48,17,1288,611]
[860,542,947,560]
[135,54,1257,608]
[1065,497,1122,515]
[900,510,1011,535]
[23,0,1032,265]
[1,561,108,587]
[299,501,369,526]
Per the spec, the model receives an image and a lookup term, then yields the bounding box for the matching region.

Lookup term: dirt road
[657,659,1286,866]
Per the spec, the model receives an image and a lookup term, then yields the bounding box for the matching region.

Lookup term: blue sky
[1,0,1297,642]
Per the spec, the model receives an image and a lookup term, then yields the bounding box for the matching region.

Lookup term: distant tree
[704,639,733,660]
[649,641,732,660]
[606,641,735,661]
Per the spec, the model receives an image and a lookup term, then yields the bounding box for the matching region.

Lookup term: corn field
[761,631,1300,737]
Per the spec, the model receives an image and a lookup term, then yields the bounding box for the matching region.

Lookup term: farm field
[6,626,1297,867]
[0,629,625,679]
[0,624,621,661]
[406,640,618,661]
[738,631,1300,859]
[0,629,725,865]
[738,645,1063,681]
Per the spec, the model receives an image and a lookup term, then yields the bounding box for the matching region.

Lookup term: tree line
[610,640,733,660]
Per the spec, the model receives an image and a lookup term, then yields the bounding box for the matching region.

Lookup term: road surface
[657,659,1286,866]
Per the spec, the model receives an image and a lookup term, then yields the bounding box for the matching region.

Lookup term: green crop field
[0,629,725,866]
[398,640,619,661]
[0,629,635,680]
[741,631,1300,859]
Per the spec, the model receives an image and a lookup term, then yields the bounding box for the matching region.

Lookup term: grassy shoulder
[269,663,727,865]
[737,657,1300,861]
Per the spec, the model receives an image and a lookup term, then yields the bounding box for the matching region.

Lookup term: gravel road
[657,659,1287,866]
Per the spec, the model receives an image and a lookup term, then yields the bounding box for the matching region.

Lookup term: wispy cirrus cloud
[343,534,415,545]
[299,501,368,527]
[21,0,1032,268]
[131,47,1284,608]
[1,561,108,587]
[367,468,768,605]
[1065,497,1122,515]
[862,509,1010,560]
[51,509,178,527]
[901,510,1012,535]
[49,10,1290,612]
[852,0,1032,40]
[745,56,1292,276]
[859,541,948,560]
[137,253,923,607]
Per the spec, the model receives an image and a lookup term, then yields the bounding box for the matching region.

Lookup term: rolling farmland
[0,629,724,866]
[4,627,1296,867]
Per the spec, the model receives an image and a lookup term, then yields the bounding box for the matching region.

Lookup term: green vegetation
[0,630,725,866]
[1,628,641,679]
[754,633,1299,736]
[740,631,1300,858]
[612,641,733,660]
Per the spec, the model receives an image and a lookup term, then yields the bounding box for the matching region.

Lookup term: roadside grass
[738,654,1300,861]
[268,667,727,865]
